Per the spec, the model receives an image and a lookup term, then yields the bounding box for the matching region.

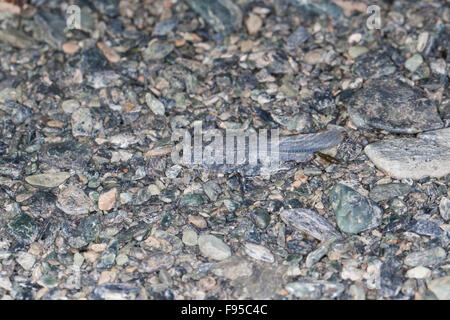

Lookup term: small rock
[180,193,204,207]
[143,40,174,61]
[245,13,262,35]
[7,214,39,244]
[56,185,94,216]
[198,234,231,261]
[188,0,242,35]
[369,183,412,202]
[406,266,432,279]
[25,172,71,188]
[330,184,382,234]
[405,54,423,72]
[348,78,443,133]
[62,41,80,55]
[364,138,450,180]
[71,108,93,137]
[182,229,198,246]
[348,46,368,59]
[404,247,446,267]
[98,188,118,211]
[61,99,80,114]
[243,242,274,263]
[154,18,178,36]
[145,92,165,116]
[16,252,36,271]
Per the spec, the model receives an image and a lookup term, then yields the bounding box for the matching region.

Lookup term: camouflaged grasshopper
[171,122,343,176]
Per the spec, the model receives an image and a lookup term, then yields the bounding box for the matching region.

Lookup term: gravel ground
[0,0,449,300]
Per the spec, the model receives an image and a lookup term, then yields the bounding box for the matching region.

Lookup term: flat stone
[348,78,443,133]
[182,229,198,246]
[369,183,412,202]
[243,242,274,263]
[348,46,368,59]
[406,266,432,279]
[404,247,446,267]
[25,172,71,188]
[188,0,242,35]
[428,276,450,300]
[198,234,231,261]
[98,188,118,211]
[418,127,450,149]
[143,40,174,61]
[364,138,450,180]
[330,184,382,234]
[16,252,36,271]
[279,208,340,241]
[56,185,94,216]
[145,92,165,116]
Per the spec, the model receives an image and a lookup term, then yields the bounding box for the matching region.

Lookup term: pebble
[154,18,178,36]
[286,26,309,50]
[404,247,446,267]
[15,252,36,271]
[188,0,242,35]
[61,99,80,114]
[25,172,71,188]
[348,78,443,133]
[98,188,118,211]
[245,13,262,35]
[182,229,198,246]
[348,46,368,59]
[330,184,382,234]
[62,41,80,55]
[405,54,423,72]
[143,40,174,61]
[180,193,204,207]
[71,108,93,137]
[145,92,165,116]
[364,138,450,180]
[279,208,340,241]
[406,266,432,279]
[243,242,274,263]
[198,234,231,261]
[369,183,412,202]
[56,185,94,216]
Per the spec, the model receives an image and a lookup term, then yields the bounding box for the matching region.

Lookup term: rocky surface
[0,0,448,301]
